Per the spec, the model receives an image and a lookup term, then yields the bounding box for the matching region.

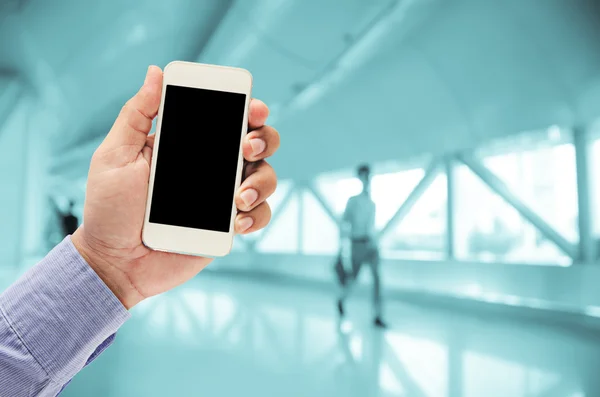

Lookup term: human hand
[71,66,280,309]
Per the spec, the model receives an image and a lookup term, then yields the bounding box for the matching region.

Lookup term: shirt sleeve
[342,197,353,223]
[369,200,377,239]
[0,236,130,396]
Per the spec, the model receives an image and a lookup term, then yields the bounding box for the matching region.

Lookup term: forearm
[0,237,130,396]
[339,218,352,240]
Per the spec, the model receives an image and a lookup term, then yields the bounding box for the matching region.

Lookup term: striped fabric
[0,237,130,396]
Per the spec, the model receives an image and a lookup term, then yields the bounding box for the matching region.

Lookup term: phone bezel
[142,61,252,257]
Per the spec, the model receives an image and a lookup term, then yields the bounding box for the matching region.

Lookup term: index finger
[248,99,269,130]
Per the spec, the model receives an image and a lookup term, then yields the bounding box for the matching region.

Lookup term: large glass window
[315,167,425,230]
[315,166,446,259]
[249,125,579,267]
[243,180,293,245]
[315,172,361,217]
[453,163,571,265]
[371,169,424,230]
[300,189,340,255]
[256,189,300,253]
[380,174,447,260]
[592,140,600,237]
[588,121,600,238]
[476,128,578,243]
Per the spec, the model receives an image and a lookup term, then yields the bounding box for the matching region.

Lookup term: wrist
[71,229,143,310]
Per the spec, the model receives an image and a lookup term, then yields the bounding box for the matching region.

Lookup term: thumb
[101,65,163,153]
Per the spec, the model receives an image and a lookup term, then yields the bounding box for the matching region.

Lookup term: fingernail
[238,217,254,232]
[240,189,258,208]
[250,138,266,156]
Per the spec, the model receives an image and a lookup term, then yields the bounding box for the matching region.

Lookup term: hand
[71,66,280,309]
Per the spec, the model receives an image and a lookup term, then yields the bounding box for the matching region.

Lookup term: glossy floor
[61,273,599,397]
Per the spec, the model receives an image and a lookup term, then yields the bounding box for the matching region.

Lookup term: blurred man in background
[60,200,79,237]
[338,164,386,328]
[49,198,79,238]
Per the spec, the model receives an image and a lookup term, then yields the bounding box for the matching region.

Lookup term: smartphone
[142,61,252,257]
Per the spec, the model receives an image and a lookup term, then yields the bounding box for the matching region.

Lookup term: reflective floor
[61,273,600,397]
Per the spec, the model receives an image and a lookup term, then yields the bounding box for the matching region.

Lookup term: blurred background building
[2,0,600,396]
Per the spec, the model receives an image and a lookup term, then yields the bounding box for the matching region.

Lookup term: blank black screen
[149,85,246,232]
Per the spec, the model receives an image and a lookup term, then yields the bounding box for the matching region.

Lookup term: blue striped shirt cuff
[0,236,130,385]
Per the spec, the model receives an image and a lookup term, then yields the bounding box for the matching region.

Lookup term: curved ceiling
[265,0,600,177]
[1,0,599,185]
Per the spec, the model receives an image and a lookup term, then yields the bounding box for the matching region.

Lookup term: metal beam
[445,155,456,259]
[573,126,596,263]
[298,186,304,252]
[269,0,435,124]
[303,182,341,227]
[378,160,442,239]
[457,153,577,259]
[247,184,297,251]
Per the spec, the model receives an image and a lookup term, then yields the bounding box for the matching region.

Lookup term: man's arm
[369,200,377,244]
[0,66,280,397]
[0,237,130,396]
[340,197,353,240]
[339,197,355,260]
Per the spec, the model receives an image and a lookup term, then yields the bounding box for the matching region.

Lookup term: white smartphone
[142,61,252,257]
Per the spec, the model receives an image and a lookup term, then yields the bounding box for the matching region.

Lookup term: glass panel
[256,190,299,253]
[589,121,600,238]
[477,128,578,242]
[301,189,340,255]
[315,173,361,217]
[371,169,424,230]
[380,174,447,260]
[245,180,293,242]
[316,168,425,230]
[454,164,571,265]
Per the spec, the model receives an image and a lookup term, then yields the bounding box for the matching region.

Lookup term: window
[453,163,571,265]
[316,168,425,230]
[380,174,447,260]
[315,173,361,217]
[300,189,339,255]
[588,121,600,237]
[243,179,293,244]
[477,128,577,242]
[371,169,424,230]
[256,190,299,253]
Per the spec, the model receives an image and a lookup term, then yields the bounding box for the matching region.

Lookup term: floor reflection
[60,273,598,397]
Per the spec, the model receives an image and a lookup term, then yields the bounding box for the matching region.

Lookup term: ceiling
[1,0,600,188]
